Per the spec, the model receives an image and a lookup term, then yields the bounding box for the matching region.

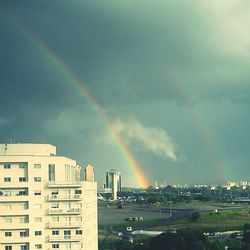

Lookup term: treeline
[109,224,250,250]
[113,229,223,250]
[118,185,250,204]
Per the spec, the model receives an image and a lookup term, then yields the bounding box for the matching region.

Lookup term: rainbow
[2,14,150,188]
[165,68,227,182]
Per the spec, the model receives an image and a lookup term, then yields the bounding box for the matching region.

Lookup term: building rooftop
[0,143,56,156]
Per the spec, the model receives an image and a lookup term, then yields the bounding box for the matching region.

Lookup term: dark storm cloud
[1,0,216,106]
[0,5,86,133]
[0,0,250,185]
[2,0,248,107]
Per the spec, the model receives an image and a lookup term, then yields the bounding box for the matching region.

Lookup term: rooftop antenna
[9,137,16,143]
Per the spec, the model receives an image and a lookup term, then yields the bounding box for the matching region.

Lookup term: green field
[152,209,250,232]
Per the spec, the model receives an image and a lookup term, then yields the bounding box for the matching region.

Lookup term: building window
[20,203,28,209]
[52,216,59,222]
[51,190,58,199]
[34,204,42,209]
[19,163,27,169]
[18,190,28,196]
[4,217,12,223]
[19,177,27,182]
[20,218,28,224]
[35,231,42,236]
[75,190,82,194]
[4,163,11,169]
[20,231,28,237]
[64,230,71,239]
[4,204,12,209]
[4,177,11,182]
[34,177,41,182]
[5,246,12,250]
[5,232,12,237]
[51,203,59,208]
[75,217,82,221]
[75,203,82,208]
[20,245,28,250]
[4,191,11,196]
[34,190,41,196]
[52,244,59,249]
[52,230,59,235]
[76,229,82,235]
[35,245,42,249]
[48,164,55,181]
[35,217,42,222]
[34,164,41,169]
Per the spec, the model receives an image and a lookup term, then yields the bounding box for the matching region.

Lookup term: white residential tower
[0,143,98,250]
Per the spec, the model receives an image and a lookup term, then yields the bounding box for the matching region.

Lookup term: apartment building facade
[0,144,98,250]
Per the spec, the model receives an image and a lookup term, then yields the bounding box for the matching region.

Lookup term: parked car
[133,217,139,221]
[139,216,144,221]
[125,217,133,221]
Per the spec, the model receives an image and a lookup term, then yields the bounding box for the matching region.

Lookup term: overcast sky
[0,0,250,187]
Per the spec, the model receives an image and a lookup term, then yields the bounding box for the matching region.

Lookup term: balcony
[48,182,81,188]
[1,222,29,230]
[49,235,82,242]
[50,248,83,250]
[0,236,29,243]
[47,195,82,201]
[50,249,83,250]
[0,195,29,202]
[0,182,29,188]
[0,208,29,216]
[49,208,81,215]
[48,222,82,228]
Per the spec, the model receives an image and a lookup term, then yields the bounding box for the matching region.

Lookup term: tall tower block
[84,164,95,182]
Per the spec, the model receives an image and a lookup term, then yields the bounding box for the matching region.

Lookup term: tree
[190,211,201,221]
[114,240,133,250]
[148,232,186,250]
[242,223,250,249]
[225,238,242,250]
[209,240,224,250]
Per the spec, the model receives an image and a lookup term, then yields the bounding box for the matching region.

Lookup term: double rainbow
[2,14,150,188]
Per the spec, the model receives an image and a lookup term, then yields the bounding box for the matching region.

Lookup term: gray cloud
[113,119,177,160]
[0,0,250,185]
[0,117,10,126]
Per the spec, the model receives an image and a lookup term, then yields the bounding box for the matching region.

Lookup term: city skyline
[0,1,250,187]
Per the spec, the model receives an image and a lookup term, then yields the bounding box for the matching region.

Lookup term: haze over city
[0,1,249,187]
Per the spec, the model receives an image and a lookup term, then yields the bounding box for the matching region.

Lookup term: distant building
[0,143,98,250]
[227,181,238,189]
[105,169,121,200]
[84,164,95,182]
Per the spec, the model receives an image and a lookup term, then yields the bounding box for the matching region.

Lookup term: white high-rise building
[0,143,98,250]
[105,169,121,200]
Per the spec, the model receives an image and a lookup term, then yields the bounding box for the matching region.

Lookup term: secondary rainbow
[165,68,227,181]
[2,14,150,188]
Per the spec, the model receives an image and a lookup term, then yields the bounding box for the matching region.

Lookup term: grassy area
[99,218,165,231]
[172,210,248,223]
[152,209,250,232]
[171,200,239,208]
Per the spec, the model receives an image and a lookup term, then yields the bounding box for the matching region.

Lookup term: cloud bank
[113,119,177,160]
